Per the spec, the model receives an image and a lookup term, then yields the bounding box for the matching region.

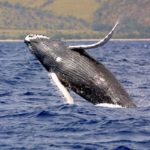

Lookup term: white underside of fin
[48,72,74,104]
[96,103,123,108]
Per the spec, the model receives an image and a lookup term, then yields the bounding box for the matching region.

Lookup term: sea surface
[0,40,150,150]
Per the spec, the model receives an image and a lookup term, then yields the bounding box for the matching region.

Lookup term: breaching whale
[24,21,136,108]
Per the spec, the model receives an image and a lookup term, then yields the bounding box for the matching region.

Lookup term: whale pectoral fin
[49,72,74,105]
[68,20,119,50]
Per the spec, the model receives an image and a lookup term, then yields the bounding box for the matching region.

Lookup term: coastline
[66,39,150,42]
[0,39,150,42]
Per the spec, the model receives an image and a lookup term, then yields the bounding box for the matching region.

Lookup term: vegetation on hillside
[93,0,150,38]
[0,0,149,39]
[46,0,100,22]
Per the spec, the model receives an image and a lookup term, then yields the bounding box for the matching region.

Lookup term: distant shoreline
[0,39,150,42]
[66,39,150,42]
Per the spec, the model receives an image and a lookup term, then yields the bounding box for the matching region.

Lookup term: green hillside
[0,0,149,39]
[46,0,100,22]
[93,0,150,38]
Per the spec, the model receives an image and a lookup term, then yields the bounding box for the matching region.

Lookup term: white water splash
[96,103,123,108]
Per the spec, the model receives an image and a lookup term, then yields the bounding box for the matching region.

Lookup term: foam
[96,103,123,108]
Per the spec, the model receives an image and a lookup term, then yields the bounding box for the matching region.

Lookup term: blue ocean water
[0,40,150,150]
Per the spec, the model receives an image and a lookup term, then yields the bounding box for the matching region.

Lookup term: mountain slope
[93,0,150,38]
[45,0,100,22]
[0,0,149,39]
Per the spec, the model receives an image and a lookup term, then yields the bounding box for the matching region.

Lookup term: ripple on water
[0,41,150,150]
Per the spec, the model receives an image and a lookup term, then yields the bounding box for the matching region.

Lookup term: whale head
[24,34,68,71]
[24,34,50,54]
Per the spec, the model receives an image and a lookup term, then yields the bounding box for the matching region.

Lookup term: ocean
[0,40,150,150]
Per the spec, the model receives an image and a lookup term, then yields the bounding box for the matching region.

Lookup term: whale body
[24,22,136,108]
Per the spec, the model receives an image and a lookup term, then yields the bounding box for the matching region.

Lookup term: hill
[0,0,149,39]
[93,0,150,38]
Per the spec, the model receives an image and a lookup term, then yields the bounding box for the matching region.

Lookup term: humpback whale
[24,21,136,108]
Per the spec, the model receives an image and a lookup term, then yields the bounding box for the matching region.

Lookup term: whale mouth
[24,34,49,43]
